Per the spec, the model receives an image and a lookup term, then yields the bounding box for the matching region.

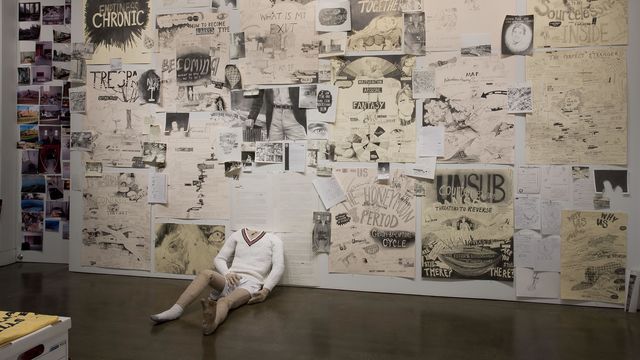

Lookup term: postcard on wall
[422,168,514,281]
[529,0,628,48]
[330,168,416,278]
[237,0,318,85]
[154,223,226,275]
[422,52,516,163]
[82,172,151,271]
[318,32,347,58]
[306,83,338,123]
[83,0,156,64]
[316,0,351,32]
[526,48,627,164]
[501,15,533,56]
[347,0,402,52]
[561,210,628,304]
[331,55,416,162]
[507,82,532,114]
[593,169,628,194]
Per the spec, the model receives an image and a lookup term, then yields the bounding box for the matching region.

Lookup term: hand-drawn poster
[560,210,628,304]
[85,67,149,167]
[331,55,416,162]
[82,172,151,270]
[156,11,231,112]
[84,0,156,64]
[330,168,416,278]
[154,223,226,275]
[526,48,627,165]
[237,0,318,85]
[422,52,516,163]
[529,0,628,48]
[422,168,514,281]
[347,0,402,52]
[424,0,515,51]
[153,112,235,220]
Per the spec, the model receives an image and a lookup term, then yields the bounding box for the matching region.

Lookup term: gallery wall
[7,0,640,308]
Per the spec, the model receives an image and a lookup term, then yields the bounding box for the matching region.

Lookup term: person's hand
[225,272,241,287]
[243,119,254,128]
[247,288,270,305]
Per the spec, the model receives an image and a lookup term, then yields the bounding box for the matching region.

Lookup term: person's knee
[217,297,231,309]
[199,269,215,279]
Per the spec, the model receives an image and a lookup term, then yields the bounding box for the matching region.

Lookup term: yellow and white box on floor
[0,311,71,360]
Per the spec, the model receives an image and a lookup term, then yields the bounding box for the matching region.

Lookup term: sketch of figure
[397,85,415,126]
[155,224,226,275]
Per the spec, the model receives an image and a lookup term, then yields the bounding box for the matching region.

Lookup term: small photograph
[318,32,347,58]
[62,161,70,179]
[52,44,71,61]
[224,65,242,90]
[19,2,41,22]
[211,0,237,10]
[230,32,246,60]
[32,65,52,84]
[400,0,422,12]
[17,105,39,124]
[69,59,87,83]
[312,211,331,253]
[40,126,62,145]
[71,43,95,60]
[377,162,390,182]
[62,221,69,239]
[22,235,43,251]
[71,131,93,151]
[40,85,62,105]
[85,162,103,177]
[21,175,46,193]
[20,51,36,64]
[61,128,70,160]
[22,198,44,213]
[53,28,71,43]
[69,87,86,113]
[142,142,167,167]
[594,169,628,194]
[164,113,190,136]
[46,176,65,201]
[45,219,60,232]
[241,151,255,172]
[21,192,45,200]
[19,124,39,149]
[18,67,31,85]
[39,105,61,125]
[502,15,534,56]
[255,142,284,163]
[35,41,53,65]
[46,200,69,220]
[22,211,44,233]
[224,161,242,177]
[404,12,426,55]
[19,22,41,41]
[17,86,40,105]
[38,144,61,174]
[42,5,65,25]
[507,82,533,114]
[298,85,317,109]
[59,106,70,126]
[21,150,39,174]
[53,65,71,80]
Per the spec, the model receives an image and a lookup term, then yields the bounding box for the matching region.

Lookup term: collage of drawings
[16,0,632,304]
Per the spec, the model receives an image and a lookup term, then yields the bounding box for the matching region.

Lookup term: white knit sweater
[214,229,285,291]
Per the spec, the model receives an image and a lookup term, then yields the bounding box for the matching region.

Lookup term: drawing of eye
[308,123,328,137]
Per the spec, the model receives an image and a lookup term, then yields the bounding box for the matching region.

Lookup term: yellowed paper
[330,168,416,278]
[560,210,627,304]
[529,0,628,48]
[526,48,627,164]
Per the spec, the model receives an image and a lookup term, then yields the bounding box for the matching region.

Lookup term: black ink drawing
[142,142,167,167]
[84,0,150,50]
[69,88,87,113]
[502,15,533,56]
[312,211,331,253]
[594,169,628,194]
[507,83,533,114]
[348,5,402,52]
[138,69,160,104]
[224,65,242,90]
[155,223,226,275]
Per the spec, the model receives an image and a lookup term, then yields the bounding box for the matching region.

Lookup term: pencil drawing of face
[155,223,225,275]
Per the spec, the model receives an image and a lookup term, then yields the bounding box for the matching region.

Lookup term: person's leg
[151,269,225,323]
[281,109,306,140]
[202,288,251,335]
[268,108,285,141]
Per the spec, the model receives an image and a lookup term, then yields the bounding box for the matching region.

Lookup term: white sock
[150,304,183,323]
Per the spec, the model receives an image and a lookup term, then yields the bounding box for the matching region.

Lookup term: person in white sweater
[150,228,285,335]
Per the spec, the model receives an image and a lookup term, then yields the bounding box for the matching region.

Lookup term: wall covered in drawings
[7,0,640,308]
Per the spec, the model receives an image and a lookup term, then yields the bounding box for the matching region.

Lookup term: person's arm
[213,233,236,275]
[246,90,265,127]
[248,235,284,304]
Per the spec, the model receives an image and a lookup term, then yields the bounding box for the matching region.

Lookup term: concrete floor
[1,263,639,360]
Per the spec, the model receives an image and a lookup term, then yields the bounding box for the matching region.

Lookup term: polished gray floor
[1,263,639,359]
